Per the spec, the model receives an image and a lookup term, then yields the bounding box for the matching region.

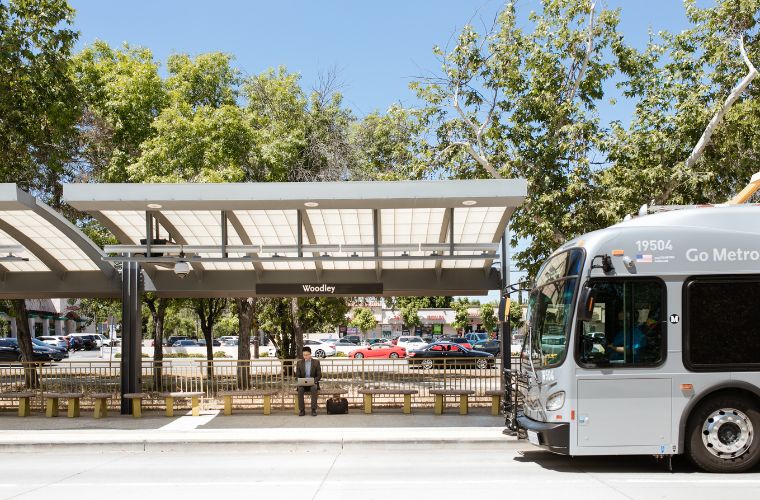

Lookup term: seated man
[295,346,322,416]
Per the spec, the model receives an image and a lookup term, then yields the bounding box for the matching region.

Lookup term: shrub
[213,351,230,358]
[336,351,347,357]
[258,352,269,358]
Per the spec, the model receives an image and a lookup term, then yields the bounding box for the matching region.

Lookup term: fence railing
[0,358,516,412]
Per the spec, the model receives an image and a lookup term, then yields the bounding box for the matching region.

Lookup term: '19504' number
[635,239,672,251]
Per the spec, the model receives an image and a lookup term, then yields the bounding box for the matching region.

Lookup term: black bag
[326,396,348,414]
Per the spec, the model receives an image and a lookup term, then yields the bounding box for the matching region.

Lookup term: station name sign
[256,283,383,296]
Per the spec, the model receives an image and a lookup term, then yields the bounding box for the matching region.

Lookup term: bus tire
[686,393,760,473]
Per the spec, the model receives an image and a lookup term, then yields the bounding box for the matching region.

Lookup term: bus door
[575,279,671,448]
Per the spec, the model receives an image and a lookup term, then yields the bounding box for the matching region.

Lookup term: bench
[90,393,113,419]
[358,389,418,414]
[291,387,347,414]
[485,389,504,416]
[218,389,279,416]
[124,393,150,418]
[160,391,204,417]
[429,389,475,415]
[43,392,83,418]
[0,391,36,417]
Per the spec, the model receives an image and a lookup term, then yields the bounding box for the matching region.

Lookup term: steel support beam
[225,211,263,275]
[299,210,323,280]
[373,209,381,281]
[120,260,142,414]
[435,207,453,280]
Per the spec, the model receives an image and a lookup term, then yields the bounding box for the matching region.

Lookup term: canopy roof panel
[0,184,119,298]
[61,180,526,296]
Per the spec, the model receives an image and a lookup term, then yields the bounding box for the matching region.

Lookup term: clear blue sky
[68,0,698,120]
[67,0,703,301]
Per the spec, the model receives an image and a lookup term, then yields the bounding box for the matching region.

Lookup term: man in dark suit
[295,346,322,416]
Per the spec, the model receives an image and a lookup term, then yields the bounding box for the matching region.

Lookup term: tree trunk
[235,297,254,389]
[12,299,38,388]
[146,297,168,391]
[290,298,303,357]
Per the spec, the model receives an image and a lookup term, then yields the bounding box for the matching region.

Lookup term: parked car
[365,338,391,346]
[66,335,84,351]
[472,339,500,356]
[165,335,190,347]
[96,334,118,347]
[303,339,336,358]
[349,343,406,359]
[342,335,361,345]
[196,338,221,347]
[0,338,56,362]
[465,332,490,345]
[66,334,96,351]
[440,336,473,350]
[37,336,69,350]
[172,340,198,347]
[395,336,428,351]
[332,339,359,356]
[32,338,67,360]
[407,342,493,369]
[68,333,99,350]
[218,336,238,345]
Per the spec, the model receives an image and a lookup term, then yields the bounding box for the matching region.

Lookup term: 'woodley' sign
[255,283,383,296]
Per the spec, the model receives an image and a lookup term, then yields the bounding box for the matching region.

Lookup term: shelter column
[54,320,63,336]
[120,260,143,415]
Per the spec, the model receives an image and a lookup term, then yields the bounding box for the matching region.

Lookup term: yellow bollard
[132,398,142,418]
[223,395,233,416]
[165,396,174,417]
[403,394,412,415]
[191,396,200,417]
[490,395,501,416]
[363,394,373,414]
[263,395,271,416]
[434,394,443,415]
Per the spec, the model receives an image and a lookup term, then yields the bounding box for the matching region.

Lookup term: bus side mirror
[498,296,510,323]
[577,286,596,322]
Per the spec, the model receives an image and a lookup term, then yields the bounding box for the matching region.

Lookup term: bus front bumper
[517,415,569,454]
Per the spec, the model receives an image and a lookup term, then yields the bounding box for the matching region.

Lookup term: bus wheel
[686,394,760,473]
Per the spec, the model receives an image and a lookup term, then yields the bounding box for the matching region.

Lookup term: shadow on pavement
[514,449,700,474]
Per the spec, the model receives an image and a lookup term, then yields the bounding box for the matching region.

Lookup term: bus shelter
[2,179,526,413]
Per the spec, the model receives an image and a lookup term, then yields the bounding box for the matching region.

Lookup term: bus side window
[578,279,665,367]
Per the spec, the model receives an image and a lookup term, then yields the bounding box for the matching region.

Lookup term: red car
[349,343,406,359]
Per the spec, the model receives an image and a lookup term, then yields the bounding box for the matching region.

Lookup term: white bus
[517,204,760,472]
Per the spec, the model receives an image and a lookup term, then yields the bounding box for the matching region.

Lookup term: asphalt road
[2,443,759,500]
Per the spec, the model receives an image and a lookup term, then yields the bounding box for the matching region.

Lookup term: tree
[0,0,80,208]
[144,294,169,388]
[399,302,421,330]
[349,307,377,335]
[451,299,471,333]
[191,298,227,378]
[480,302,497,334]
[409,0,622,278]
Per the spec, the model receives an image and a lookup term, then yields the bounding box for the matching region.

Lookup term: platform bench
[484,390,503,416]
[358,389,418,414]
[124,392,151,418]
[291,387,347,414]
[160,391,204,417]
[429,389,475,415]
[43,392,83,418]
[0,391,36,417]
[90,393,114,419]
[218,389,279,416]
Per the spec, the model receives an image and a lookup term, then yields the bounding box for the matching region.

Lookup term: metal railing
[0,358,511,412]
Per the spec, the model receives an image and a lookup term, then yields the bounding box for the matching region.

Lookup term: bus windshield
[527,249,584,367]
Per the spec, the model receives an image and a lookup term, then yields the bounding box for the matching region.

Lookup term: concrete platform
[0,410,515,451]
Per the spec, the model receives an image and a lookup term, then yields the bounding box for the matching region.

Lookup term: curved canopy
[0,184,119,298]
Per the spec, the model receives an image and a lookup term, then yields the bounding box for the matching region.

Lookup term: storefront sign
[256,283,383,296]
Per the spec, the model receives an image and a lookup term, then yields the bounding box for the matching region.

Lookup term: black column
[500,232,510,378]
[120,260,143,414]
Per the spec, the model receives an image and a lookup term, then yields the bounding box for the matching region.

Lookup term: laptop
[297,377,315,387]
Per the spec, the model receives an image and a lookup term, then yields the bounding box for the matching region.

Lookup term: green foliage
[213,313,239,338]
[399,302,421,328]
[451,299,471,331]
[349,307,377,334]
[480,302,497,333]
[213,350,230,358]
[0,0,80,207]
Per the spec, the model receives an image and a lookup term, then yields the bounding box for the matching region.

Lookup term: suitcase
[326,396,349,414]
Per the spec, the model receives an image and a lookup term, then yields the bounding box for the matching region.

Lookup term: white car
[303,339,336,358]
[219,336,238,345]
[395,336,428,351]
[331,339,361,356]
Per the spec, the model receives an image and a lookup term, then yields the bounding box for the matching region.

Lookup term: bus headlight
[545,391,565,411]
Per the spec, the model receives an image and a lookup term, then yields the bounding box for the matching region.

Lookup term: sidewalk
[0,409,518,451]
